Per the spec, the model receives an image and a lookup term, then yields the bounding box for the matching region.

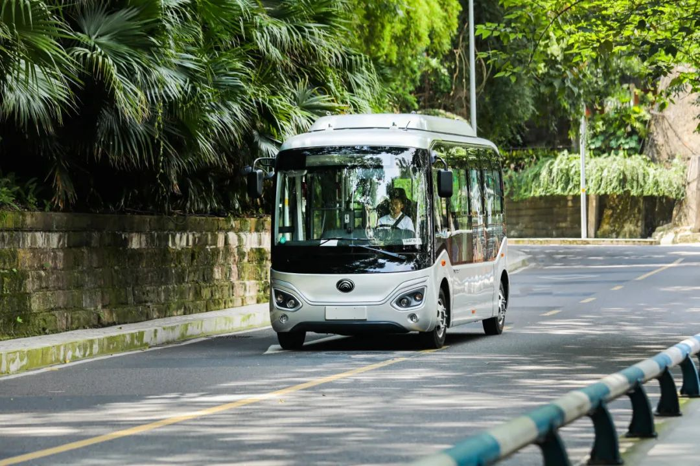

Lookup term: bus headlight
[393,287,427,310]
[273,289,302,311]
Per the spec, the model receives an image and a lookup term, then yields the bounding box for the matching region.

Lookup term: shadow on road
[300,330,487,352]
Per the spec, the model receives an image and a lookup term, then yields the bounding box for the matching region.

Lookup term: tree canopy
[0,0,381,213]
[0,0,697,213]
[347,0,461,109]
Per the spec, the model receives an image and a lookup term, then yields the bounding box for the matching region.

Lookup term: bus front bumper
[271,304,436,335]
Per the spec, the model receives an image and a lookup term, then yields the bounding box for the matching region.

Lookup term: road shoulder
[622,398,700,465]
[0,303,270,377]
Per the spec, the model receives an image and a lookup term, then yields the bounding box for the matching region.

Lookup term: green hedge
[504,152,686,201]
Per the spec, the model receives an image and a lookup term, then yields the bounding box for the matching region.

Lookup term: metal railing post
[655,367,682,416]
[625,383,657,438]
[680,355,700,397]
[537,431,572,466]
[588,403,623,465]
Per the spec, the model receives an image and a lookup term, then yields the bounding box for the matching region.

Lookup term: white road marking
[544,261,698,269]
[537,274,599,281]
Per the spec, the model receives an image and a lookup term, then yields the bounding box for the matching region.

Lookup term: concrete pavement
[624,398,700,466]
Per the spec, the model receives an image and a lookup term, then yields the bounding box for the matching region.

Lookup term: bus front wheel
[278,331,306,350]
[419,288,448,349]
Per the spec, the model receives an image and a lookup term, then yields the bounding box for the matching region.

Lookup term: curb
[507,256,530,272]
[0,305,270,377]
[510,238,659,246]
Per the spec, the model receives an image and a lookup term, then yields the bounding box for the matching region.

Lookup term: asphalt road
[1,245,700,466]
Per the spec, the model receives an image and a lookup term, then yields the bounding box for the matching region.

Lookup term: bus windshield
[274,146,429,253]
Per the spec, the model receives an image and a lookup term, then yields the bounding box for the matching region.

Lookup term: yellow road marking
[542,310,561,316]
[421,346,449,354]
[580,298,596,304]
[0,357,408,465]
[611,285,624,291]
[635,258,683,281]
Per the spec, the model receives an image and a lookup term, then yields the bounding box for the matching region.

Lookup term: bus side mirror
[247,170,264,199]
[437,170,453,198]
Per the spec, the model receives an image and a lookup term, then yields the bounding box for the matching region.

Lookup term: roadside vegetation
[0,0,697,214]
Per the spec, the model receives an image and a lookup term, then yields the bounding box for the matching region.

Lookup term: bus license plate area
[325,306,367,321]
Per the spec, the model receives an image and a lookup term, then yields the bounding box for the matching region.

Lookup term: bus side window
[433,173,448,233]
[484,169,503,220]
[468,169,483,222]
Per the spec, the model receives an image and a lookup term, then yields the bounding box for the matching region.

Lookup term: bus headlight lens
[394,287,427,310]
[273,289,302,311]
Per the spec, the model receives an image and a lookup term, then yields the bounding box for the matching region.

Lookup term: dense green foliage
[505,152,687,201]
[0,0,380,213]
[0,172,44,211]
[0,0,695,213]
[588,104,651,155]
[348,0,461,109]
[419,0,699,146]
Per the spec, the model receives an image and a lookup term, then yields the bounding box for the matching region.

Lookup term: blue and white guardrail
[412,334,700,466]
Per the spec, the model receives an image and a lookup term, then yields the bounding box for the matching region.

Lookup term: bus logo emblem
[336,279,355,293]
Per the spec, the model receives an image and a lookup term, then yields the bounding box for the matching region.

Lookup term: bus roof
[280,114,497,152]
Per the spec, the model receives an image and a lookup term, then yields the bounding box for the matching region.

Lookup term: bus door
[467,165,493,317]
[483,160,506,315]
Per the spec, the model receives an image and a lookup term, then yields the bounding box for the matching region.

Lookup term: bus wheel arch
[500,270,510,301]
[440,279,452,328]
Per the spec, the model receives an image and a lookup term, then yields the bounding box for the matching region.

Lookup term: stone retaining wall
[506,196,581,238]
[506,195,675,238]
[0,212,270,339]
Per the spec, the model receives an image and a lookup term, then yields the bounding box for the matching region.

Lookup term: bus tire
[483,282,507,335]
[277,331,306,350]
[419,288,448,349]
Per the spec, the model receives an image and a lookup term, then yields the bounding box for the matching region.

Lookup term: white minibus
[247,114,509,349]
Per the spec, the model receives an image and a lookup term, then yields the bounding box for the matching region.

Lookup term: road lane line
[542,310,561,317]
[543,262,698,269]
[635,258,683,281]
[611,285,623,291]
[0,357,409,465]
[580,298,596,304]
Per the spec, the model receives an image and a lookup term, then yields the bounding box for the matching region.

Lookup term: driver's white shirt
[377,214,415,232]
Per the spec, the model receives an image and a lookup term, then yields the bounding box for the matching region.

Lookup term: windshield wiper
[351,244,407,260]
[319,237,371,245]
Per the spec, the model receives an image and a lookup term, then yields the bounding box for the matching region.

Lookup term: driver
[377,189,415,232]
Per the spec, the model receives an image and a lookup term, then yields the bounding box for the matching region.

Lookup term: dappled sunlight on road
[1,245,699,465]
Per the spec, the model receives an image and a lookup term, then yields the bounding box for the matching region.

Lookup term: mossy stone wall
[505,196,582,238]
[0,212,270,339]
[506,195,674,239]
